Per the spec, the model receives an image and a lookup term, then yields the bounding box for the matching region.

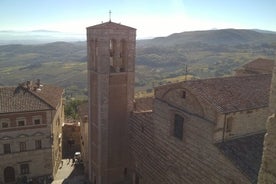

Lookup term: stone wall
[62,122,81,158]
[51,99,64,177]
[214,108,268,142]
[258,114,276,183]
[258,59,276,183]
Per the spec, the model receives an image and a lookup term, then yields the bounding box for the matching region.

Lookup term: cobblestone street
[52,159,89,184]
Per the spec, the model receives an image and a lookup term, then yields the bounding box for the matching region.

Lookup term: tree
[64,99,83,119]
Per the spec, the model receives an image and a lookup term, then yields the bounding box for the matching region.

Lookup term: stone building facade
[86,21,272,184]
[62,120,81,158]
[0,81,64,183]
[258,59,276,183]
[78,102,89,175]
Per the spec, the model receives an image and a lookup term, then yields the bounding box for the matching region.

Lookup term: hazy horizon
[0,0,275,39]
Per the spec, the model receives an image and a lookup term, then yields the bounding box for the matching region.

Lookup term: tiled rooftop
[156,74,271,113]
[0,82,63,114]
[87,21,136,30]
[216,133,265,183]
[243,58,274,73]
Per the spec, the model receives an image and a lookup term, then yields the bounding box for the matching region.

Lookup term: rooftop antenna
[185,64,188,81]
[109,10,112,22]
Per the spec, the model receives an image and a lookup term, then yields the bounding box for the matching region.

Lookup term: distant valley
[0,30,85,45]
[0,29,275,99]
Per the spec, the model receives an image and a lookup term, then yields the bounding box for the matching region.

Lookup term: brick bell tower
[87,20,136,184]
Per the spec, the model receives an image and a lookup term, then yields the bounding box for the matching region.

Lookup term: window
[2,122,9,128]
[119,39,126,72]
[35,140,42,149]
[1,118,10,128]
[20,164,29,175]
[16,118,26,126]
[4,144,11,154]
[226,117,233,132]
[109,39,116,72]
[19,142,27,152]
[173,114,184,140]
[34,119,40,125]
[134,173,140,184]
[182,91,186,98]
[18,121,25,126]
[33,116,42,125]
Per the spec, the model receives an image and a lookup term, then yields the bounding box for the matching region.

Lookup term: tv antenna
[185,64,188,81]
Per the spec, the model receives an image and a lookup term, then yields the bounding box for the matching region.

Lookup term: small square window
[18,120,25,126]
[32,116,42,125]
[2,122,9,128]
[34,119,41,125]
[20,164,29,175]
[1,118,10,128]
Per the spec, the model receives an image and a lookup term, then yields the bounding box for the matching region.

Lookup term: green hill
[138,29,276,47]
[0,29,275,99]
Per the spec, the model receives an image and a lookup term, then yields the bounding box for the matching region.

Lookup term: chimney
[26,81,31,90]
[36,79,41,87]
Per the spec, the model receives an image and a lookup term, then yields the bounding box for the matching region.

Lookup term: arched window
[119,39,127,72]
[109,39,116,72]
[4,167,15,183]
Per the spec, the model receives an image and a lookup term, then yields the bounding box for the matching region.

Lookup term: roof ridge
[87,21,136,30]
[27,85,55,109]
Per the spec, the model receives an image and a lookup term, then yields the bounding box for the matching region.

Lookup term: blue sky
[0,0,275,38]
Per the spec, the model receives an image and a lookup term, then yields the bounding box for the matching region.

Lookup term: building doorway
[4,166,15,183]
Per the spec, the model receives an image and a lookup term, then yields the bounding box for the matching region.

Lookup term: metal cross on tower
[109,10,112,22]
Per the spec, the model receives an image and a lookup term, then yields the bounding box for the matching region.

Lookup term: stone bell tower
[258,57,276,184]
[87,21,136,184]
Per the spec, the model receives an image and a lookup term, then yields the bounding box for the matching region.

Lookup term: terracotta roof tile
[188,74,271,113]
[157,74,271,113]
[30,84,64,109]
[0,83,63,114]
[134,97,153,112]
[243,58,274,73]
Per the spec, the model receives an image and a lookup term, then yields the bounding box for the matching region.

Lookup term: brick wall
[129,97,251,183]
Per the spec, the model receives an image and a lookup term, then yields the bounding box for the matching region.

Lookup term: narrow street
[52,159,89,184]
